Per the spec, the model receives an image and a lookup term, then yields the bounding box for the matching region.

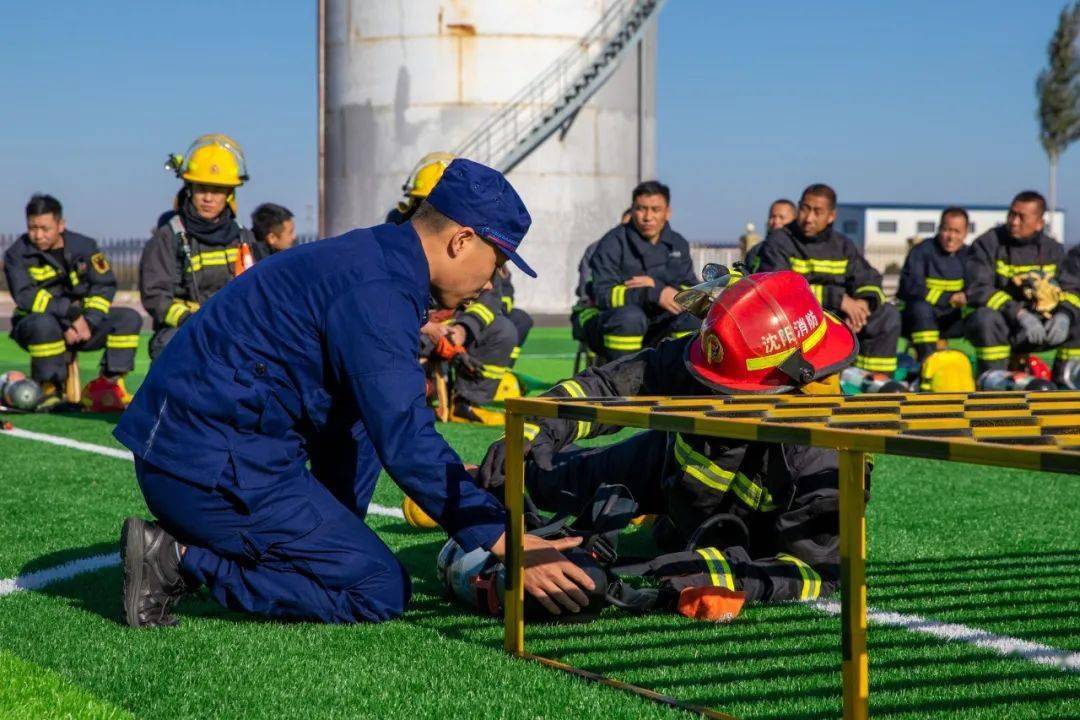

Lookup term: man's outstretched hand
[490,533,596,615]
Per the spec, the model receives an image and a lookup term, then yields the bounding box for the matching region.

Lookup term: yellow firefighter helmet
[403,152,453,199]
[166,133,249,188]
[920,349,975,393]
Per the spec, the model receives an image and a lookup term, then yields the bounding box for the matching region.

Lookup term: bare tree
[1037,2,1080,222]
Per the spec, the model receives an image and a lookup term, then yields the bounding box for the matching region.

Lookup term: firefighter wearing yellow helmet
[139,134,261,359]
[385,152,453,224]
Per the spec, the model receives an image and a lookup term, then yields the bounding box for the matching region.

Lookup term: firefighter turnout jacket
[4,231,118,327]
[139,214,257,333]
[589,223,698,312]
[507,335,851,604]
[898,237,968,310]
[754,222,885,313]
[965,226,1075,321]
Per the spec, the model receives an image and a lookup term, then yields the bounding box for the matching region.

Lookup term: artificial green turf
[0,331,1078,719]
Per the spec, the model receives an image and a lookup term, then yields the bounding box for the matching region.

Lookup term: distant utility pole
[1036,1,1080,220]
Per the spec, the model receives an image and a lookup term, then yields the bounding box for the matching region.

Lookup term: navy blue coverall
[114,222,506,623]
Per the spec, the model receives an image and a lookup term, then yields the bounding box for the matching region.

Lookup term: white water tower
[320,0,659,314]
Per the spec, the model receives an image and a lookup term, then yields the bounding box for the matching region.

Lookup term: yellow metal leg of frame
[503,411,526,655]
[839,450,869,720]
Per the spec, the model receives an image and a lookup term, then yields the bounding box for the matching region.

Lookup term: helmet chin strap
[778,349,815,386]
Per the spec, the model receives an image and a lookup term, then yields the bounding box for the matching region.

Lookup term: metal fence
[0,233,319,293]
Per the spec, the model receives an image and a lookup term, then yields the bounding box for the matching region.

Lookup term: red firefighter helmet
[686,271,858,394]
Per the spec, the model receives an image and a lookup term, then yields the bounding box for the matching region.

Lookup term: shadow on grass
[20,537,1077,720]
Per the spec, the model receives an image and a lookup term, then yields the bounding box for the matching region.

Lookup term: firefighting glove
[478,431,555,491]
[451,351,484,379]
[1044,311,1071,346]
[1016,309,1048,345]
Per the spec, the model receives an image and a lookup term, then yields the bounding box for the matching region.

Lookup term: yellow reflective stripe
[603,334,643,351]
[83,296,112,314]
[31,289,52,313]
[789,257,848,275]
[1063,292,1080,310]
[479,364,508,380]
[1056,347,1080,360]
[577,306,599,325]
[777,553,822,600]
[187,248,238,272]
[164,301,192,327]
[69,270,80,287]
[925,277,963,291]
[974,345,1011,360]
[501,296,513,312]
[695,547,736,591]
[28,265,59,282]
[910,330,940,344]
[995,260,1056,279]
[610,284,627,308]
[986,291,1012,310]
[745,317,828,371]
[855,355,898,372]
[810,284,824,303]
[464,302,495,326]
[669,330,695,339]
[28,340,66,358]
[926,288,944,304]
[510,346,521,360]
[522,422,540,442]
[854,285,886,303]
[106,334,139,350]
[555,380,592,439]
[730,473,775,511]
[674,433,735,491]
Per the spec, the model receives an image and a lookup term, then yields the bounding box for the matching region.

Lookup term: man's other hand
[64,315,92,345]
[490,534,596,615]
[948,291,967,308]
[840,295,870,332]
[420,320,450,341]
[624,275,655,289]
[658,285,683,315]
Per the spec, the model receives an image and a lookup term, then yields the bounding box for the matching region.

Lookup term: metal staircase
[453,0,669,174]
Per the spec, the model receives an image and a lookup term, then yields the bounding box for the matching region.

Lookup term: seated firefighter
[965,190,1080,382]
[419,269,520,425]
[582,182,700,363]
[139,134,258,360]
[476,270,863,620]
[755,183,900,374]
[898,207,970,362]
[3,194,140,407]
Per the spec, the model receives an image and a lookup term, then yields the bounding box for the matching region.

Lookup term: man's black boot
[120,517,190,628]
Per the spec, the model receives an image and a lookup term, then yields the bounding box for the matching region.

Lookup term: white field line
[811,600,1079,672]
[3,426,1077,674]
[0,427,405,519]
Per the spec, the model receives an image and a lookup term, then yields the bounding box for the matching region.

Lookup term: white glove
[1044,311,1071,346]
[1016,309,1047,345]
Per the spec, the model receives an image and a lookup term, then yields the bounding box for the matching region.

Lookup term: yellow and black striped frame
[502,391,1080,720]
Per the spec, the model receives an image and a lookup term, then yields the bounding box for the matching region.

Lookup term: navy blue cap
[425,158,535,277]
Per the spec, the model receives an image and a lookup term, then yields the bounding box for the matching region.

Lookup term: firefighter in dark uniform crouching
[965,191,1080,381]
[587,181,699,363]
[139,134,258,360]
[481,271,862,607]
[898,207,970,361]
[754,183,900,374]
[4,194,140,405]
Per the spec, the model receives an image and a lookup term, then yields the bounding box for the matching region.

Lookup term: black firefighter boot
[120,517,192,628]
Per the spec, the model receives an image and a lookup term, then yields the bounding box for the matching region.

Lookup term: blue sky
[1,1,1076,244]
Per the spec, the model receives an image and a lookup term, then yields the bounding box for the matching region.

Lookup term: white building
[835,203,1067,273]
